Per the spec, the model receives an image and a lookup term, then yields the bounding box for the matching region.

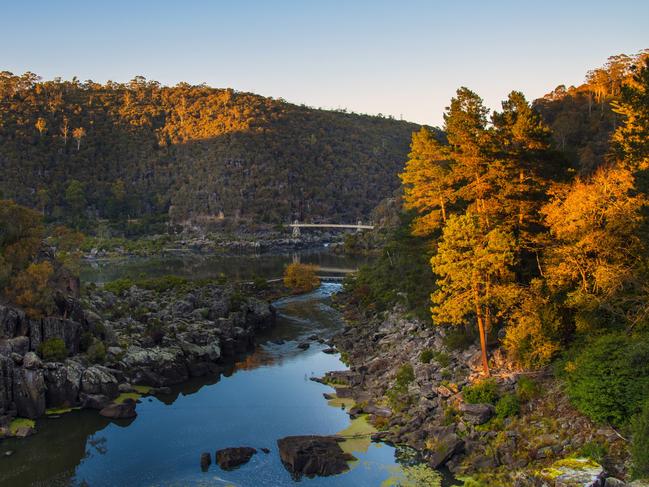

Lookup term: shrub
[463,379,499,405]
[516,376,541,402]
[86,341,106,363]
[252,275,268,290]
[79,331,94,352]
[565,332,649,425]
[420,349,434,364]
[442,326,474,351]
[104,278,134,295]
[283,263,320,293]
[395,363,415,388]
[38,338,68,361]
[495,393,520,418]
[631,399,649,479]
[434,351,451,367]
[580,441,608,464]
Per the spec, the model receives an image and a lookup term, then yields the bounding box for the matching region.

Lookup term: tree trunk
[439,197,447,223]
[518,168,524,226]
[473,285,490,376]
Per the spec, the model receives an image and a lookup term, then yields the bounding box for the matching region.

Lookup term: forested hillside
[0,73,419,229]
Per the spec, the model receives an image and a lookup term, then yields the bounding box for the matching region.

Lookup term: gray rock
[81,366,118,399]
[80,393,111,410]
[23,352,42,370]
[200,452,211,471]
[44,360,84,407]
[459,403,495,425]
[12,366,46,418]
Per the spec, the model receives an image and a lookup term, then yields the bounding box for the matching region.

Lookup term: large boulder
[459,403,495,425]
[44,360,84,407]
[538,457,605,486]
[277,436,354,479]
[215,447,257,470]
[424,426,464,468]
[12,362,46,419]
[120,346,189,386]
[81,366,119,399]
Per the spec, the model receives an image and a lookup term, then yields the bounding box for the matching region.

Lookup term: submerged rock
[215,447,257,470]
[276,435,355,479]
[99,398,137,419]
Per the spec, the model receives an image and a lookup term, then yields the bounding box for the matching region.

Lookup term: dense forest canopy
[0,73,420,229]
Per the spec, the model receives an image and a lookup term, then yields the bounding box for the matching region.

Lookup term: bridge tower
[292,219,301,238]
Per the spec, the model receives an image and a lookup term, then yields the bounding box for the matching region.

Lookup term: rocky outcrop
[120,346,189,386]
[459,403,494,425]
[277,436,354,479]
[44,360,84,407]
[215,447,257,470]
[12,353,46,419]
[81,366,119,399]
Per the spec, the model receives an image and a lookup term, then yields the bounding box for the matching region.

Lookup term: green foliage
[0,73,417,227]
[579,441,608,464]
[515,376,541,402]
[79,332,94,352]
[344,211,435,321]
[386,363,415,411]
[442,327,474,351]
[631,398,649,479]
[86,341,106,364]
[495,393,520,418]
[252,275,269,290]
[419,349,434,364]
[395,363,415,388]
[564,332,649,426]
[463,379,499,405]
[38,338,68,362]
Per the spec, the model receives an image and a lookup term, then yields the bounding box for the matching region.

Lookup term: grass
[9,418,35,435]
[115,392,141,404]
[45,406,81,415]
[132,385,153,394]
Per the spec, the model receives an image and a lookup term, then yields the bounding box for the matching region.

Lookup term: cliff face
[0,281,276,436]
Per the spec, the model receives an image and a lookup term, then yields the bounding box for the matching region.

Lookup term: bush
[104,278,134,295]
[86,341,106,363]
[38,338,68,361]
[631,399,649,479]
[283,263,320,293]
[433,351,451,367]
[252,275,269,290]
[420,349,434,364]
[580,441,608,464]
[463,379,499,405]
[565,332,649,425]
[442,326,474,351]
[495,393,520,418]
[395,363,415,388]
[516,376,541,402]
[79,332,94,352]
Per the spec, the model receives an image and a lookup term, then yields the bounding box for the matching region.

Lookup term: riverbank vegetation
[345,50,649,481]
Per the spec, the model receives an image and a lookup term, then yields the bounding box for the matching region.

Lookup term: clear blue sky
[1,0,647,126]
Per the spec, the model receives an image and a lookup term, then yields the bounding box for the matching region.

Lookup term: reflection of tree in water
[87,436,108,455]
[232,347,278,371]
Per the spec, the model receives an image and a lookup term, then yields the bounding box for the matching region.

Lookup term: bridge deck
[288,223,374,229]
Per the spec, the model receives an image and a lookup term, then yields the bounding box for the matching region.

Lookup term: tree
[35,117,47,137]
[60,116,69,145]
[5,261,54,318]
[72,126,86,150]
[542,166,646,328]
[431,213,517,375]
[283,263,320,294]
[400,127,455,236]
[612,58,649,169]
[64,180,86,221]
[0,200,44,287]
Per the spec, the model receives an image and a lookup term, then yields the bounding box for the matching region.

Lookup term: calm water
[0,251,451,486]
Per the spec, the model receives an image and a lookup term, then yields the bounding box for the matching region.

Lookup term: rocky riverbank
[323,298,640,486]
[83,230,344,260]
[0,281,275,439]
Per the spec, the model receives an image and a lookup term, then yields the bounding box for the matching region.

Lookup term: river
[0,250,449,487]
